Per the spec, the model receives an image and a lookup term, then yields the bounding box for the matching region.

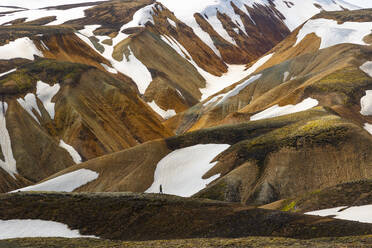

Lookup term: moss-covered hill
[2,192,372,241]
[263,180,372,214]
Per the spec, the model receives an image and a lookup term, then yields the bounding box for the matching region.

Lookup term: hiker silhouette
[159,184,163,194]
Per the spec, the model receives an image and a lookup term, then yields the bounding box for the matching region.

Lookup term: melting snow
[13,169,99,192]
[283,71,290,82]
[59,140,82,164]
[0,37,43,60]
[112,47,153,94]
[0,69,16,77]
[360,90,372,116]
[147,101,176,120]
[273,0,359,31]
[145,144,230,197]
[363,123,372,135]
[17,93,42,123]
[167,18,177,28]
[0,102,17,178]
[204,74,262,106]
[295,19,372,49]
[0,6,92,26]
[250,97,319,121]
[360,61,372,78]
[100,63,118,74]
[0,0,108,9]
[36,81,60,120]
[0,219,96,239]
[306,205,372,224]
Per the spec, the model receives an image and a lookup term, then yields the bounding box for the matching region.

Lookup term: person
[159,184,163,194]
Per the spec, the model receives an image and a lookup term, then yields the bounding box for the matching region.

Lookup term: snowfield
[0,38,43,60]
[0,219,96,239]
[13,169,99,192]
[306,205,372,224]
[145,144,230,197]
[250,98,319,121]
[0,102,17,178]
[295,19,372,49]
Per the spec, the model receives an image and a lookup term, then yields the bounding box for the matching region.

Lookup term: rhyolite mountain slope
[15,8,372,207]
[1,0,364,192]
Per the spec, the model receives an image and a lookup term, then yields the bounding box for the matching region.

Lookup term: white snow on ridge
[204,74,262,106]
[145,144,230,197]
[295,19,372,49]
[0,6,92,26]
[100,63,118,74]
[147,101,176,120]
[0,38,43,60]
[0,102,17,178]
[250,97,319,121]
[306,205,372,224]
[36,81,60,120]
[272,0,359,31]
[59,140,82,164]
[0,0,108,9]
[0,219,96,239]
[17,93,42,123]
[0,68,16,78]
[113,47,153,94]
[13,169,99,192]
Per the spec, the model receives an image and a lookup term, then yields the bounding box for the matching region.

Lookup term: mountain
[1,0,372,247]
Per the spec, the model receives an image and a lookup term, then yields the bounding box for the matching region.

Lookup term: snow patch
[0,68,16,77]
[145,144,230,197]
[360,61,372,78]
[360,90,372,116]
[36,81,60,120]
[306,205,372,224]
[17,93,42,123]
[13,169,99,192]
[0,219,96,239]
[250,97,319,121]
[283,71,290,82]
[0,102,17,178]
[59,140,82,164]
[295,19,372,49]
[0,6,93,26]
[204,74,261,106]
[113,47,152,94]
[0,37,43,60]
[167,18,177,28]
[363,123,372,135]
[147,101,176,120]
[100,63,118,74]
